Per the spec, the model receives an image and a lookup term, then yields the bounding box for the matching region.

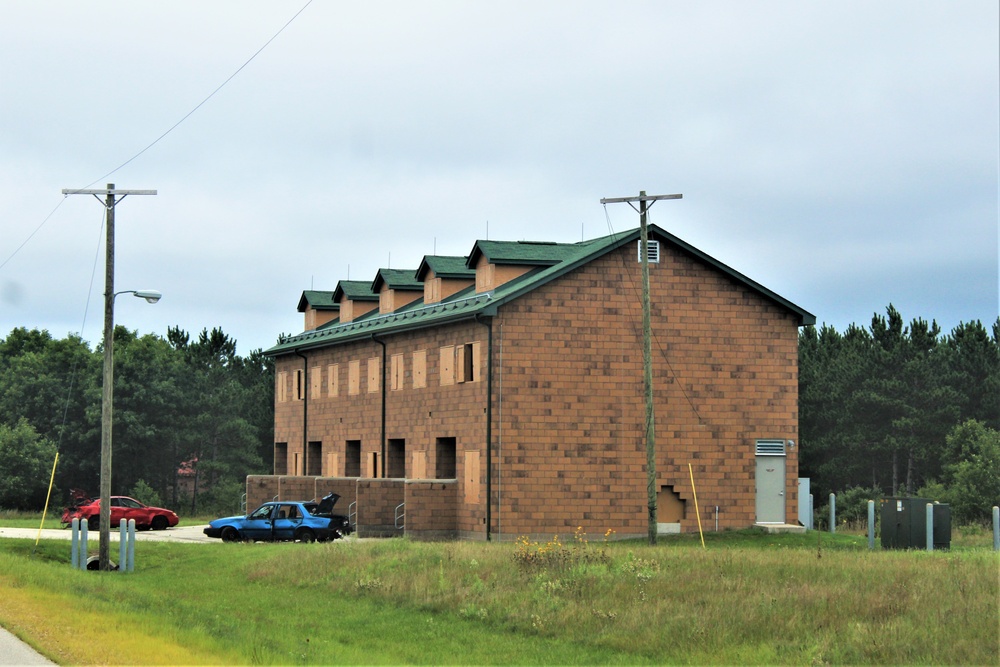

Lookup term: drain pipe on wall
[476,312,495,541]
[371,334,387,478]
[294,349,308,476]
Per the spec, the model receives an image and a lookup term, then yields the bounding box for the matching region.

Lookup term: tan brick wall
[486,243,800,540]
[404,480,459,540]
[268,240,802,541]
[272,320,491,537]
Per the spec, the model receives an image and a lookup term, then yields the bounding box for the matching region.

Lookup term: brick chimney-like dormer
[372,268,424,314]
[415,256,475,304]
[297,291,339,331]
[332,280,379,323]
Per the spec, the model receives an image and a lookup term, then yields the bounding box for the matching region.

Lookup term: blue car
[204,494,351,543]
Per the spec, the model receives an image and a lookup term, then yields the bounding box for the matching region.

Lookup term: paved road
[0,524,214,543]
[0,627,53,665]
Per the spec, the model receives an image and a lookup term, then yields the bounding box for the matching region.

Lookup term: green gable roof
[296,290,339,313]
[372,268,423,292]
[265,225,815,356]
[466,239,568,268]
[332,280,378,303]
[415,255,475,280]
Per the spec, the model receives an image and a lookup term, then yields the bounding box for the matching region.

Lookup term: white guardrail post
[829,493,836,534]
[128,519,136,572]
[867,500,875,550]
[80,519,89,571]
[119,519,128,572]
[71,518,80,568]
[925,503,934,552]
[992,506,998,552]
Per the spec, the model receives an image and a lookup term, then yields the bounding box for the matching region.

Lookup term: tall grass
[0,528,996,665]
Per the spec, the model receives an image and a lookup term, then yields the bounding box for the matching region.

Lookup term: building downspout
[293,349,308,476]
[476,313,494,541]
[371,334,387,478]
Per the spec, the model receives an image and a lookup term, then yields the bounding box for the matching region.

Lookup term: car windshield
[248,505,273,520]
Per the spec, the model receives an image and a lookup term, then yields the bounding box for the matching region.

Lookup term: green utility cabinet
[879,497,951,550]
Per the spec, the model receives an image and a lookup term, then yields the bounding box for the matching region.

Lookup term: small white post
[992,506,998,552]
[829,493,836,534]
[867,500,875,550]
[926,503,934,552]
[71,518,80,569]
[119,519,128,572]
[80,520,89,570]
[127,519,136,572]
[809,494,814,530]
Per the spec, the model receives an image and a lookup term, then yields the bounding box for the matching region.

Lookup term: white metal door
[755,440,786,524]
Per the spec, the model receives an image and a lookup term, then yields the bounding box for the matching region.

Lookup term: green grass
[0,528,997,665]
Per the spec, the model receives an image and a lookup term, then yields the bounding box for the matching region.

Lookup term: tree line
[799,305,1000,522]
[1,303,998,522]
[0,326,273,516]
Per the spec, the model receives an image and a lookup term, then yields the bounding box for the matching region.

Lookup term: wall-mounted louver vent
[755,440,786,456]
[637,239,660,264]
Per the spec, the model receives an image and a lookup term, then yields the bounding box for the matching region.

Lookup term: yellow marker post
[688,463,705,549]
[35,452,59,546]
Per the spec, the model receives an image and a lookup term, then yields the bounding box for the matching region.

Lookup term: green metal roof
[296,290,339,313]
[415,255,475,280]
[371,268,423,292]
[265,225,815,356]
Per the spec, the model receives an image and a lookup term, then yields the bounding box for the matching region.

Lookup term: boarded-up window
[456,342,481,384]
[464,450,480,504]
[326,451,339,477]
[294,370,305,400]
[367,357,380,393]
[293,452,302,476]
[390,353,404,391]
[348,360,360,395]
[276,372,288,403]
[456,344,467,383]
[327,364,339,397]
[411,451,427,480]
[440,345,455,386]
[412,350,427,388]
[367,452,380,478]
[311,366,322,398]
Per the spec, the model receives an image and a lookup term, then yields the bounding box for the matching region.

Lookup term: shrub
[129,479,163,508]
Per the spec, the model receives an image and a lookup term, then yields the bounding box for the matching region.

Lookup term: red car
[62,495,179,531]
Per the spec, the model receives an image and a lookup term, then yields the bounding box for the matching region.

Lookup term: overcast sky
[2,1,997,355]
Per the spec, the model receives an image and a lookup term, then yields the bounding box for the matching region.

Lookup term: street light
[118,289,162,304]
[95,288,161,569]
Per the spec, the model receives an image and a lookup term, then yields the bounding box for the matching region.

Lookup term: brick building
[256,225,815,540]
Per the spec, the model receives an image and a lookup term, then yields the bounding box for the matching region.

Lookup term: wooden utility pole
[61,184,156,570]
[600,191,682,545]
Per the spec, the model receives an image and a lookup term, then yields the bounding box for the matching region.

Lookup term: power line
[1,0,314,272]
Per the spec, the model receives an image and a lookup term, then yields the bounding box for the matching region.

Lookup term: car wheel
[87,516,99,530]
[295,528,316,543]
[151,516,168,531]
[220,526,241,543]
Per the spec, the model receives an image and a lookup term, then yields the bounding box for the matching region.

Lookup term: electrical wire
[1,0,314,271]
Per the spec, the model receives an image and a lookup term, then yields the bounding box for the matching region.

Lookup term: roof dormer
[297,291,339,331]
[466,240,562,293]
[372,268,424,314]
[332,280,379,323]
[415,256,475,304]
